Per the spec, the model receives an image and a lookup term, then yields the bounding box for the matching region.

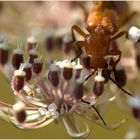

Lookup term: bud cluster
[45,29,73,56]
[0,25,139,139]
[0,1,140,138]
[0,35,44,85]
[47,58,84,101]
[39,103,59,119]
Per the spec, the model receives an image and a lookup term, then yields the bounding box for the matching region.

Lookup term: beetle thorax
[85,28,111,58]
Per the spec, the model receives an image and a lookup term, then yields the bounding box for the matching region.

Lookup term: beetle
[70,1,137,126]
[71,1,136,97]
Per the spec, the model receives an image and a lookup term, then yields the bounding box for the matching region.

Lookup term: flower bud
[74,59,83,79]
[128,97,140,121]
[81,55,91,69]
[48,103,57,112]
[38,107,47,116]
[23,62,32,81]
[114,67,126,87]
[13,101,26,123]
[132,108,140,121]
[75,69,82,79]
[51,110,59,119]
[63,62,73,81]
[12,69,25,91]
[33,57,43,74]
[28,48,38,64]
[93,74,105,96]
[54,28,67,49]
[55,37,63,49]
[45,31,54,51]
[127,26,140,42]
[45,111,52,118]
[48,64,59,87]
[102,69,110,83]
[26,36,37,52]
[73,79,84,100]
[62,35,72,54]
[12,48,24,69]
[0,43,8,65]
[93,82,104,96]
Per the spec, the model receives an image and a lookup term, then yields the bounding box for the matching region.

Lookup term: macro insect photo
[0,1,140,139]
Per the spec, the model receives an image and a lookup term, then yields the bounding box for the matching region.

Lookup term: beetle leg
[106,50,121,67]
[71,41,86,62]
[119,11,137,28]
[81,99,106,126]
[111,30,127,40]
[84,69,96,82]
[71,25,86,42]
[109,76,134,97]
[76,3,88,21]
[112,11,137,40]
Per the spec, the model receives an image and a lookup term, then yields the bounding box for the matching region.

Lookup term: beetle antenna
[81,99,106,126]
[84,70,96,82]
[71,54,81,62]
[109,76,134,97]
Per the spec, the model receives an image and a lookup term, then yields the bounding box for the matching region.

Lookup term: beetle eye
[85,23,96,33]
